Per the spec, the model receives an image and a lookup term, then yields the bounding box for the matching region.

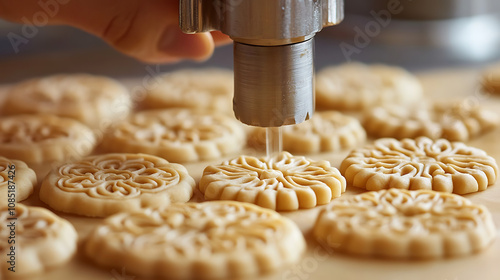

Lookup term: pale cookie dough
[2,74,132,129]
[199,152,346,210]
[481,64,500,94]
[85,201,306,279]
[0,157,37,207]
[364,101,499,141]
[39,153,195,217]
[140,68,233,113]
[101,109,246,163]
[316,63,423,111]
[0,114,96,164]
[340,137,498,194]
[313,189,497,259]
[0,204,78,276]
[249,111,366,153]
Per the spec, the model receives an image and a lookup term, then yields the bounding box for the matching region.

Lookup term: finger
[210,31,232,46]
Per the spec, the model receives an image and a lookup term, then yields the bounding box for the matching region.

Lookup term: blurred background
[1,0,500,84]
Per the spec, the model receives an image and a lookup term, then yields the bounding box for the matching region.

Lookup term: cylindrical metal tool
[180,0,344,127]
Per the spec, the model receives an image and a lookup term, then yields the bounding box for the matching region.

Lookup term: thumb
[0,0,217,63]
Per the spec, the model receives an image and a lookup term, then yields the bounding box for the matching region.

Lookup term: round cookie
[101,109,246,163]
[40,153,196,217]
[313,189,497,259]
[315,63,423,111]
[199,152,346,211]
[2,74,132,129]
[0,157,37,207]
[0,114,96,164]
[140,68,233,113]
[481,64,500,94]
[364,101,499,141]
[85,201,306,279]
[249,111,366,153]
[340,137,498,194]
[0,204,77,276]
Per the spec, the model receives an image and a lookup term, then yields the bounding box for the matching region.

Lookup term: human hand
[0,0,231,63]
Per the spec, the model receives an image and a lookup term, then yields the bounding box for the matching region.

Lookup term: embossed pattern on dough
[315,63,423,111]
[39,153,195,217]
[101,109,246,162]
[249,111,366,153]
[85,201,306,279]
[340,137,498,194]
[2,74,131,128]
[481,64,500,94]
[364,101,499,141]
[0,204,77,276]
[0,157,36,207]
[314,189,497,259]
[0,114,96,164]
[199,152,346,210]
[140,68,234,113]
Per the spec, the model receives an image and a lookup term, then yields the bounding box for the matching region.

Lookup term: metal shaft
[233,39,314,127]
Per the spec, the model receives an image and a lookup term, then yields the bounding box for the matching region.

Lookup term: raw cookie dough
[85,201,306,279]
[39,153,195,217]
[0,157,37,207]
[0,114,96,164]
[199,152,346,210]
[313,189,497,259]
[481,64,500,94]
[316,63,423,111]
[0,204,78,276]
[139,68,233,113]
[340,137,498,194]
[101,109,246,163]
[364,101,499,141]
[249,111,366,153]
[2,74,132,129]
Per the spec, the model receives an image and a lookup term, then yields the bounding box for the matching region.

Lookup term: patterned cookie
[39,153,195,217]
[101,109,246,163]
[0,114,96,164]
[2,74,132,129]
[0,204,78,276]
[85,201,306,279]
[364,101,499,141]
[199,152,346,210]
[0,157,37,207]
[140,68,233,113]
[481,64,500,94]
[249,111,366,153]
[316,63,423,111]
[313,189,497,259]
[340,137,498,194]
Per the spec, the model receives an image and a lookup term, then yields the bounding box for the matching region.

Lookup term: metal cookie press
[180,0,344,127]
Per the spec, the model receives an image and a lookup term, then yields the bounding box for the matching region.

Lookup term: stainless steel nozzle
[180,0,344,127]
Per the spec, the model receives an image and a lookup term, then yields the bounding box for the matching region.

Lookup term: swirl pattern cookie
[364,101,499,141]
[0,157,36,207]
[249,111,366,153]
[0,114,96,164]
[340,137,498,194]
[313,189,497,259]
[199,152,346,210]
[481,64,500,94]
[316,63,423,111]
[39,153,195,217]
[2,74,132,129]
[101,109,246,162]
[0,204,77,276]
[140,68,234,113]
[85,201,306,279]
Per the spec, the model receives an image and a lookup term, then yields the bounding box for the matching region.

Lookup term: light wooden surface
[8,66,500,280]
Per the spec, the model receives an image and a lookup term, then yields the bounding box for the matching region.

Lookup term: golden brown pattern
[340,137,498,194]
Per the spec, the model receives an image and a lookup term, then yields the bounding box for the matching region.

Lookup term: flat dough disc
[85,201,306,279]
[0,157,36,207]
[340,137,498,194]
[314,189,497,259]
[39,153,196,217]
[199,152,346,210]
